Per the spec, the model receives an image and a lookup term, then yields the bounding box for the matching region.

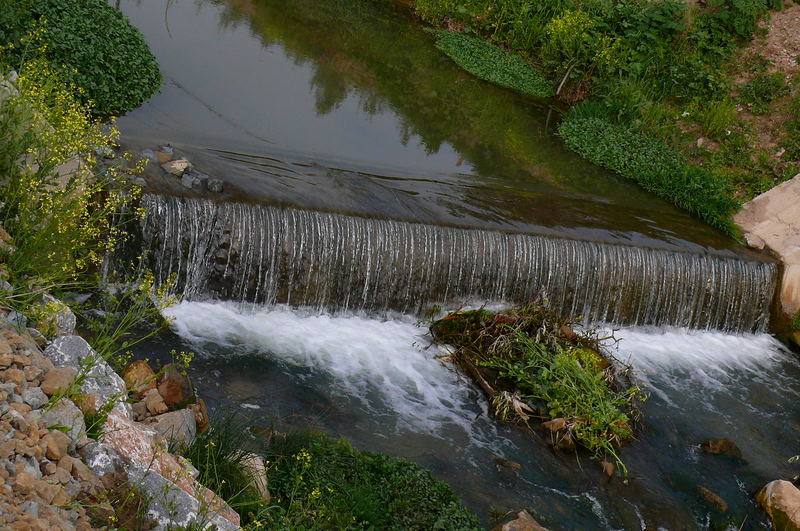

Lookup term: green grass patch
[738,72,789,115]
[431,304,645,474]
[558,115,739,235]
[175,415,480,529]
[433,30,554,98]
[0,0,161,116]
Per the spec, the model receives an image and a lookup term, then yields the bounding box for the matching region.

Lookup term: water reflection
[119,0,739,249]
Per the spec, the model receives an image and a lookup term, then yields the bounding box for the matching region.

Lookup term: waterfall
[130,194,776,332]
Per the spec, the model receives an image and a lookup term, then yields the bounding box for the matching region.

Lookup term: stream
[116,0,800,528]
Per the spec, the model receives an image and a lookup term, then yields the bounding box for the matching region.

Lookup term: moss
[433,31,554,98]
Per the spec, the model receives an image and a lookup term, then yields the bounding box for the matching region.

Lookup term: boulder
[121,360,156,396]
[492,510,549,531]
[44,336,130,417]
[42,399,85,443]
[157,365,194,408]
[756,480,800,530]
[161,159,191,176]
[21,387,47,409]
[242,453,270,504]
[40,366,76,396]
[188,397,209,432]
[144,409,196,446]
[207,178,224,193]
[700,438,742,459]
[144,388,168,415]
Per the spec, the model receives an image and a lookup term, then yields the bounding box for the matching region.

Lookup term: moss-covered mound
[431,303,645,473]
[0,0,161,117]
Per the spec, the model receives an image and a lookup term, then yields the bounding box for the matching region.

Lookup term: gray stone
[5,311,26,329]
[39,294,76,336]
[0,279,12,294]
[16,455,42,479]
[145,409,196,446]
[42,398,85,442]
[140,149,158,163]
[21,386,47,409]
[44,335,131,417]
[158,145,174,156]
[180,172,202,190]
[0,459,15,477]
[207,178,224,193]
[128,464,239,531]
[79,441,127,478]
[20,500,39,518]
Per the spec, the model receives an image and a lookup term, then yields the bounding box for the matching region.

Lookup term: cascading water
[131,193,776,333]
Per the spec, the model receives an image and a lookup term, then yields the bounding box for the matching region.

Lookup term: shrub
[558,115,739,234]
[434,30,554,98]
[0,0,161,116]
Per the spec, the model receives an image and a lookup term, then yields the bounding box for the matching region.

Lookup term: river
[116,0,799,528]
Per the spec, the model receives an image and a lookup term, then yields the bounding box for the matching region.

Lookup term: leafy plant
[558,115,739,234]
[0,0,161,116]
[434,30,554,98]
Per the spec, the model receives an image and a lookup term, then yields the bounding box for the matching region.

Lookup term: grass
[738,71,789,115]
[558,115,739,235]
[433,30,554,98]
[174,415,481,529]
[431,303,646,474]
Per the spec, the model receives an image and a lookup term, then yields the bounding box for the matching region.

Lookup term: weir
[132,194,776,332]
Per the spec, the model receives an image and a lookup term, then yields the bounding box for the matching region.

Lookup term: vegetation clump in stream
[431,303,646,473]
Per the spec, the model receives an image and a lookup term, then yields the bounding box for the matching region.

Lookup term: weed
[738,72,789,115]
[698,99,737,139]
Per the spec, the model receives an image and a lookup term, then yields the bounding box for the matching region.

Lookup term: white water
[166,301,796,445]
[165,301,492,441]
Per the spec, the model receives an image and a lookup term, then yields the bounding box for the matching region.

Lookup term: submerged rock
[700,438,742,459]
[492,510,548,531]
[756,480,800,530]
[697,485,728,512]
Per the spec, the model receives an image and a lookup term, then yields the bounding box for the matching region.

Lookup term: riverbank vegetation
[0,0,161,116]
[431,303,645,474]
[177,416,482,530]
[403,0,800,235]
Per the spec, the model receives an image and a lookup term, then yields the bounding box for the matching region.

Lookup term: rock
[144,409,196,446]
[600,460,616,479]
[161,159,191,176]
[140,149,158,163]
[143,388,168,416]
[242,453,270,504]
[37,294,76,336]
[121,360,156,396]
[42,399,85,443]
[743,231,766,250]
[188,398,209,432]
[128,463,240,530]
[131,400,148,421]
[21,387,47,409]
[40,367,76,397]
[180,171,206,190]
[72,393,97,416]
[207,178,224,193]
[559,325,578,340]
[491,510,549,531]
[700,438,742,459]
[154,150,172,164]
[78,442,127,479]
[44,336,130,417]
[158,145,174,156]
[756,480,800,530]
[492,456,522,470]
[157,365,194,408]
[698,485,728,512]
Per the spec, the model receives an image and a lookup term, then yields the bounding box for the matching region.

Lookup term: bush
[434,30,554,98]
[558,115,739,234]
[0,0,161,116]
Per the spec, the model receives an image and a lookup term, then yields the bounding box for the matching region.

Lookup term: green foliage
[430,303,645,474]
[558,115,739,234]
[738,72,789,114]
[782,97,800,159]
[433,30,554,98]
[0,0,161,116]
[176,415,480,530]
[698,99,737,138]
[263,430,481,530]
